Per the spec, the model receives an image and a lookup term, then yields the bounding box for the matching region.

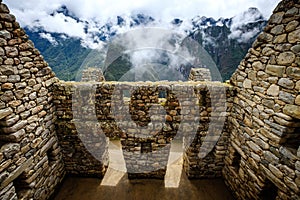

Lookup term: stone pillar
[81,68,105,82]
[188,68,212,81]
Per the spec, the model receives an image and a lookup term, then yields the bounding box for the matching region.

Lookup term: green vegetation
[26,21,263,82]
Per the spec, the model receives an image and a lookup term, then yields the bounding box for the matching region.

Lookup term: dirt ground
[53,173,234,200]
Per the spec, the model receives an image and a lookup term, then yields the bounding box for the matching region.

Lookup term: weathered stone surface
[263,151,279,164]
[252,61,265,71]
[277,52,295,65]
[271,25,284,35]
[295,95,300,106]
[262,46,275,56]
[4,46,18,57]
[269,164,283,179]
[0,65,15,75]
[291,45,300,53]
[36,67,52,77]
[257,32,273,43]
[262,98,275,109]
[288,29,300,43]
[279,91,295,104]
[286,67,300,79]
[278,78,294,89]
[283,105,300,119]
[267,84,279,96]
[266,65,285,77]
[243,79,252,89]
[0,129,25,142]
[286,20,299,32]
[0,4,10,13]
[0,143,20,159]
[0,119,27,134]
[7,75,20,83]
[0,107,13,120]
[0,30,10,39]
[273,34,287,43]
[269,12,284,24]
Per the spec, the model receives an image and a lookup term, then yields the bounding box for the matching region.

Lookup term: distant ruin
[0,0,299,199]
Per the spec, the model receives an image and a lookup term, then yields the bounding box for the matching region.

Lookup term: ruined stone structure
[0,0,299,199]
[54,81,231,179]
[0,1,64,199]
[223,0,300,199]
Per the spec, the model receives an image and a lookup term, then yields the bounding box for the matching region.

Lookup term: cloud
[228,8,264,42]
[39,32,58,45]
[3,0,280,47]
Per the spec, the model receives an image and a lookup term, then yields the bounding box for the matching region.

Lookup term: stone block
[288,29,300,43]
[286,67,300,79]
[269,164,283,179]
[267,84,279,96]
[278,78,294,89]
[0,107,13,120]
[269,12,284,24]
[283,104,300,119]
[266,65,286,77]
[279,91,295,104]
[277,52,295,65]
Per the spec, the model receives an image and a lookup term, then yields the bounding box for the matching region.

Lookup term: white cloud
[3,0,281,47]
[4,0,280,25]
[228,8,264,42]
[39,32,58,45]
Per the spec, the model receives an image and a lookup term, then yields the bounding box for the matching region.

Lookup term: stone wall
[188,68,212,81]
[0,1,64,200]
[53,81,231,179]
[223,0,300,199]
[81,68,105,82]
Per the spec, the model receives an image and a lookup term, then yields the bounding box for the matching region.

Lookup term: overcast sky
[4,0,280,23]
[3,0,281,47]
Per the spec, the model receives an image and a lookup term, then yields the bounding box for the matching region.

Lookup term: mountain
[24,7,267,81]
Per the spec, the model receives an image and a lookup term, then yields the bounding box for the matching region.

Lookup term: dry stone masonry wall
[224,0,300,199]
[53,81,232,179]
[188,68,212,81]
[0,1,64,199]
[80,68,106,82]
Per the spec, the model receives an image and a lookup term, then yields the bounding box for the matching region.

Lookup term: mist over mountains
[23,6,267,81]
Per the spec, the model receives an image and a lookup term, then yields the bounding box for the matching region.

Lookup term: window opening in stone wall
[47,146,57,166]
[122,89,131,99]
[280,121,300,168]
[281,126,300,151]
[13,173,30,199]
[232,150,241,173]
[199,90,207,107]
[141,142,152,153]
[259,179,278,200]
[158,90,167,98]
